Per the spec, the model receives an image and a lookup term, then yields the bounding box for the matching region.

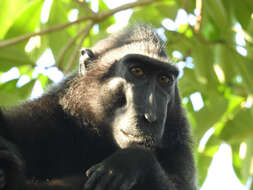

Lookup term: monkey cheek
[111,116,131,149]
[113,130,131,149]
[107,77,126,91]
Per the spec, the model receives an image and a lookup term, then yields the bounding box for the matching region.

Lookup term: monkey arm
[83,146,193,190]
[24,175,86,190]
[155,145,197,190]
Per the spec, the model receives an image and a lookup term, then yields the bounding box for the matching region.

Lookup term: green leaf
[231,0,253,29]
[0,46,34,72]
[129,1,177,27]
[0,0,28,39]
[233,53,253,94]
[214,94,244,135]
[164,31,192,55]
[200,18,221,41]
[219,108,253,143]
[193,95,228,141]
[185,29,193,38]
[178,24,188,34]
[98,0,109,11]
[191,40,218,88]
[98,0,116,31]
[196,152,213,186]
[179,68,204,97]
[5,0,44,38]
[17,79,36,100]
[38,74,49,90]
[205,0,228,30]
[155,0,178,20]
[0,79,35,106]
[241,138,253,183]
[46,0,72,59]
[231,144,243,183]
[214,44,236,83]
[196,135,220,186]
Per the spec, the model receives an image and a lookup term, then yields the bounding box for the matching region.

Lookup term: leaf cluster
[0,0,253,187]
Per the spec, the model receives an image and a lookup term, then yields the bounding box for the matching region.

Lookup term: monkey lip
[120,129,141,139]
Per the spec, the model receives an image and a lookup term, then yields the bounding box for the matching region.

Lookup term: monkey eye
[159,75,175,85]
[130,67,144,77]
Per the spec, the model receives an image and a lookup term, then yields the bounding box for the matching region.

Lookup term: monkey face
[99,54,178,149]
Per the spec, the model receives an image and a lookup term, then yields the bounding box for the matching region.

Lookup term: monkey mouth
[120,129,138,138]
[119,129,156,149]
[120,129,146,140]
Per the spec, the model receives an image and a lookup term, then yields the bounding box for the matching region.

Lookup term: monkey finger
[109,174,123,190]
[0,169,6,189]
[85,164,102,177]
[84,166,106,190]
[119,178,137,190]
[0,150,22,167]
[94,171,115,190]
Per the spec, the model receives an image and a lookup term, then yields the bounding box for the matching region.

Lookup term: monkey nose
[144,113,157,123]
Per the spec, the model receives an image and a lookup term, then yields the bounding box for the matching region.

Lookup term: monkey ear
[79,48,96,76]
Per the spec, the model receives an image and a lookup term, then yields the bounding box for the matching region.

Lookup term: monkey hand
[84,147,157,190]
[0,137,25,190]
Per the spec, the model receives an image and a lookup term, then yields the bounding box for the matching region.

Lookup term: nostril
[118,95,126,107]
[144,113,157,123]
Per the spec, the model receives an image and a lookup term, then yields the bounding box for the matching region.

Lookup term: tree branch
[0,0,161,49]
[56,26,92,70]
[0,15,93,48]
[64,22,94,74]
[74,0,95,15]
[194,0,203,33]
[94,0,162,22]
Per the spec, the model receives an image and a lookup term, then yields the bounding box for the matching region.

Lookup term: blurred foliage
[0,0,253,188]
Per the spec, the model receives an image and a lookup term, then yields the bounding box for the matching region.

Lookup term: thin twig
[0,0,161,49]
[95,0,161,22]
[194,0,203,33]
[182,0,188,10]
[74,0,94,15]
[56,26,92,70]
[0,16,93,48]
[64,22,94,74]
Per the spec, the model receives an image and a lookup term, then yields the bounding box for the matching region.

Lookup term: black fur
[0,25,197,190]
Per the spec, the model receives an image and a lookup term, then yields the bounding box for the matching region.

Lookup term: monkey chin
[112,128,155,150]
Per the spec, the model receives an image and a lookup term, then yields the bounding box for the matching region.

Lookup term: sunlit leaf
[0,46,34,72]
[231,144,243,182]
[0,0,28,39]
[99,0,116,31]
[0,79,35,106]
[196,135,220,186]
[214,44,236,83]
[178,24,188,34]
[46,0,72,59]
[5,0,43,38]
[179,68,204,97]
[219,108,253,143]
[231,0,253,29]
[205,0,228,30]
[38,74,49,90]
[241,138,253,184]
[129,1,177,27]
[193,95,228,141]
[191,40,218,89]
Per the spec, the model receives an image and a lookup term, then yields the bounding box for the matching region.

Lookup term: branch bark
[194,0,203,33]
[75,0,95,15]
[64,22,94,74]
[55,25,93,70]
[0,0,161,49]
[0,15,93,48]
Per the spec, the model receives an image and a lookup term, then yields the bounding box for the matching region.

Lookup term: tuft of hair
[59,25,171,129]
[91,25,168,65]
